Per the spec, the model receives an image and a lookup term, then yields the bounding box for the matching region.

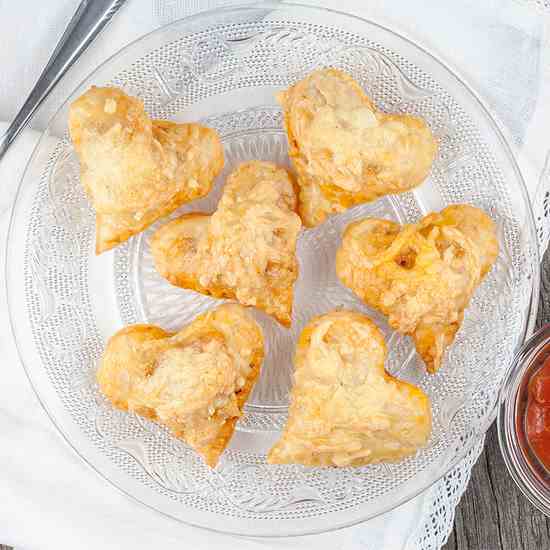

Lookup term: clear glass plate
[6,2,539,536]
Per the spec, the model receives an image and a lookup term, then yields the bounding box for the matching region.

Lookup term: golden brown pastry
[278,68,438,227]
[97,304,264,467]
[69,86,224,254]
[267,311,431,467]
[336,205,499,373]
[150,161,302,327]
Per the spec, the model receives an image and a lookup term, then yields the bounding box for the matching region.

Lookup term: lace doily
[533,152,550,254]
[407,438,485,548]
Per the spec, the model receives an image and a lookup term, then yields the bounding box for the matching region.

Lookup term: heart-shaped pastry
[336,205,498,373]
[69,86,224,254]
[151,161,302,327]
[267,310,431,467]
[97,304,264,467]
[278,68,438,227]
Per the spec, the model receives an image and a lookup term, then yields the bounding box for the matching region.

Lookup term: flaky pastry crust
[97,304,264,467]
[336,205,499,373]
[278,68,438,227]
[268,310,432,467]
[150,161,302,327]
[69,86,224,254]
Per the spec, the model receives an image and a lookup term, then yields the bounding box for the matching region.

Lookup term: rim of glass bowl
[498,325,550,517]
[6,1,540,536]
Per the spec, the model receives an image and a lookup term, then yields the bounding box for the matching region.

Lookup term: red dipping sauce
[499,326,550,516]
[526,356,550,471]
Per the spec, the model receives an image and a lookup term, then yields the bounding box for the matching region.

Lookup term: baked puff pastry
[97,304,264,467]
[69,86,224,254]
[278,68,438,227]
[150,161,302,327]
[336,205,498,373]
[267,311,431,467]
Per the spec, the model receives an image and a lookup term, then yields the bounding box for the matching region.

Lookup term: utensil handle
[0,0,128,162]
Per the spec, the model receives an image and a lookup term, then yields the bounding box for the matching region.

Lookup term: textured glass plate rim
[5,1,540,537]
[498,326,550,517]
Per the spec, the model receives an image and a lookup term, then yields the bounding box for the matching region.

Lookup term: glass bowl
[7,2,539,536]
[498,325,550,516]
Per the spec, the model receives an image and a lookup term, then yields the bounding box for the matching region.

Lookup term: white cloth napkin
[1,2,549,550]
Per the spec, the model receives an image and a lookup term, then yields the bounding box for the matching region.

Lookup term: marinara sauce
[526,355,550,471]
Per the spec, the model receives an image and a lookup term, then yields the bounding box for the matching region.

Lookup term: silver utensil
[0,0,128,162]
